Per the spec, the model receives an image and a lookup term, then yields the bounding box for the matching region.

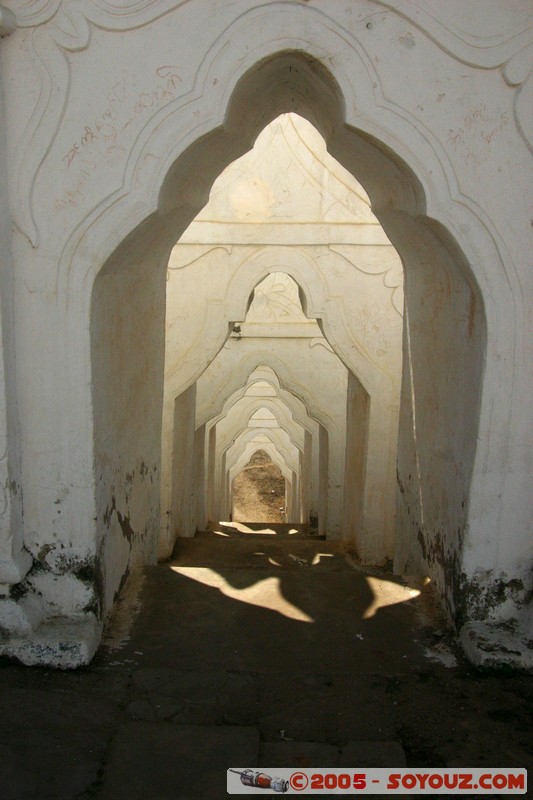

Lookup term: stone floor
[0,526,531,799]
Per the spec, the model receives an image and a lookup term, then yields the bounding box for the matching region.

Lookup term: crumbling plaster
[0,0,529,667]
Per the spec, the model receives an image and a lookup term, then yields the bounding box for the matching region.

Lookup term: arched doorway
[0,1,528,673]
[78,48,510,693]
[91,51,486,640]
[232,449,287,524]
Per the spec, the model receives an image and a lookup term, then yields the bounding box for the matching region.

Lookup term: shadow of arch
[91,48,486,630]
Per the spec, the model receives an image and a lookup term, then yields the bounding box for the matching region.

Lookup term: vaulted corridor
[1,8,530,677]
[160,113,404,558]
[0,4,531,797]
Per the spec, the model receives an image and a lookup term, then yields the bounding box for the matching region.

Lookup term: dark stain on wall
[117,510,135,543]
[457,573,526,630]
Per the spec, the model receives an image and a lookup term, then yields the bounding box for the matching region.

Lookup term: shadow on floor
[0,530,531,799]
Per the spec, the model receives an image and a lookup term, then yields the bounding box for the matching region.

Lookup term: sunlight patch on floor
[311,553,334,566]
[362,576,421,619]
[171,566,314,622]
[217,521,278,534]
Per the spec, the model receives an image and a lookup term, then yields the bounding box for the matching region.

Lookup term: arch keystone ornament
[0,0,530,668]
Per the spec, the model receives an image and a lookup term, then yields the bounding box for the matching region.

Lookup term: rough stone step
[339,740,407,767]
[93,726,406,798]
[172,533,348,571]
[206,521,322,540]
[94,722,260,799]
[259,739,406,768]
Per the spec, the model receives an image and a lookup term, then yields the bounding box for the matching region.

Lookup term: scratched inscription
[448,104,510,166]
[54,66,182,210]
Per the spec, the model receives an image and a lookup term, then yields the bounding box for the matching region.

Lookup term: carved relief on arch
[5,0,193,246]
[6,0,529,264]
[3,0,193,31]
[373,0,532,68]
[245,273,308,324]
[503,43,533,153]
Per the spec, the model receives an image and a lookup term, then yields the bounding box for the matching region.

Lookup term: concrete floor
[0,527,531,799]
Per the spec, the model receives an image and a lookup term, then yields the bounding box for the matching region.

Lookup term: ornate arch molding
[3,0,529,665]
[225,251,326,324]
[198,368,321,440]
[166,247,385,409]
[226,249,396,400]
[197,349,342,435]
[8,0,532,251]
[70,9,508,414]
[375,1,531,59]
[71,8,521,588]
[206,388,316,442]
[72,12,509,484]
[3,0,522,308]
[215,400,306,459]
[225,426,300,475]
[163,248,330,404]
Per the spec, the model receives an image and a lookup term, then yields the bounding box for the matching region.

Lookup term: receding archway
[91,49,485,637]
[232,449,287,524]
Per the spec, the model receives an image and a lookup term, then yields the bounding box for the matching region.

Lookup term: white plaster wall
[0,55,32,636]
[194,424,206,532]
[343,372,371,558]
[0,0,530,666]
[92,252,165,613]
[0,62,28,590]
[215,399,305,459]
[163,117,404,407]
[170,384,197,541]
[198,367,320,442]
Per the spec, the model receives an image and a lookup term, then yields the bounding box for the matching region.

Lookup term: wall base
[0,615,102,669]
[460,621,533,671]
